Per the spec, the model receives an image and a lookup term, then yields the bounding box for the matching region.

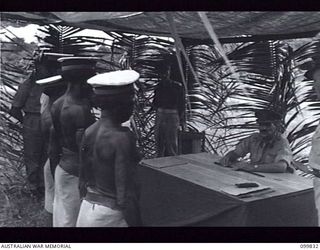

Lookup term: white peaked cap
[87,70,140,87]
[43,52,74,57]
[57,56,100,62]
[36,75,63,85]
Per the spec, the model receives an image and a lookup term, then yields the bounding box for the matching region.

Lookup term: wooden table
[139,153,318,226]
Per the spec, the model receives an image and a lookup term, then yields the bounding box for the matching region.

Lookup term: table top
[140,152,314,202]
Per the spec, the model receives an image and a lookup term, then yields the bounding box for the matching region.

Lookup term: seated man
[220,109,293,173]
[77,70,141,227]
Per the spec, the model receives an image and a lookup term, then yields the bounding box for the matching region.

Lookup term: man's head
[255,109,283,140]
[158,54,175,78]
[94,96,135,123]
[36,75,67,100]
[58,56,99,83]
[34,52,73,80]
[35,53,73,99]
[87,70,140,124]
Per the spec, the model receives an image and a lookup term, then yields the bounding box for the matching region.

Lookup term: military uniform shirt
[12,72,42,113]
[153,79,185,117]
[234,133,293,167]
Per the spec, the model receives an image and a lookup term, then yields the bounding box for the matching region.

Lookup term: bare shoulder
[50,97,64,118]
[97,127,135,151]
[84,121,99,137]
[51,95,65,112]
[95,127,136,158]
[111,128,135,145]
[53,95,65,107]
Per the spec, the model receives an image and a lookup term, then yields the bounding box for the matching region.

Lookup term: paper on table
[142,157,188,169]
[220,183,271,196]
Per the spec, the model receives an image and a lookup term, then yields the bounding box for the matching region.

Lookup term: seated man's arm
[220,136,251,166]
[235,160,288,173]
[255,161,288,173]
[236,137,293,173]
[220,151,240,166]
[273,138,293,172]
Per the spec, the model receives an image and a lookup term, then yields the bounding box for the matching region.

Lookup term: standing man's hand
[49,157,59,179]
[79,181,87,199]
[179,122,187,132]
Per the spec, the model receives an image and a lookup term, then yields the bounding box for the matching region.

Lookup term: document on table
[142,157,188,169]
[220,183,271,196]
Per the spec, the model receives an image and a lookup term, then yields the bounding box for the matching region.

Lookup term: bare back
[52,94,94,152]
[80,120,140,208]
[51,93,95,176]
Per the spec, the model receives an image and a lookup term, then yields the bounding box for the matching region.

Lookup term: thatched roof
[2,12,320,43]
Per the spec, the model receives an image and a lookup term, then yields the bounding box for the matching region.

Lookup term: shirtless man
[50,57,97,227]
[76,70,141,227]
[37,73,68,226]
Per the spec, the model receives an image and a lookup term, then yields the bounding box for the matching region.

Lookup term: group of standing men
[10,49,165,227]
[13,45,320,227]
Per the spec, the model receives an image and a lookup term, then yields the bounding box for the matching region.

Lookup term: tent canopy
[2,12,320,43]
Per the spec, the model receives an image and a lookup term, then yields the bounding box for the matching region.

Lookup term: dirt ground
[0,170,51,227]
[0,188,51,227]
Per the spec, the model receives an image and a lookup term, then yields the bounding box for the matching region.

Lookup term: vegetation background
[1,18,320,226]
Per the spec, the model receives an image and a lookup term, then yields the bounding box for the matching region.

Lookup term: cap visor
[36,75,62,85]
[87,70,140,87]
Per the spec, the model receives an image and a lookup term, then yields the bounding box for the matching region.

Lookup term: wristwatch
[253,164,259,169]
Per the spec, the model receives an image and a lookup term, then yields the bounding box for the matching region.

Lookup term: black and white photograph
[1,11,320,242]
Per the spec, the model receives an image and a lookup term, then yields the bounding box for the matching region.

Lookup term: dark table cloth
[139,153,317,226]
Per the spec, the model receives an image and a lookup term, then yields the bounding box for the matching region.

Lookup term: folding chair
[178,130,205,155]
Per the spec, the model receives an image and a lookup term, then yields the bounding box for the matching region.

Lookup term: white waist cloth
[44,159,54,213]
[53,165,81,227]
[76,199,128,227]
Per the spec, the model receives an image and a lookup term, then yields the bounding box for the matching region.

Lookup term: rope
[198,12,250,99]
[166,13,202,89]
